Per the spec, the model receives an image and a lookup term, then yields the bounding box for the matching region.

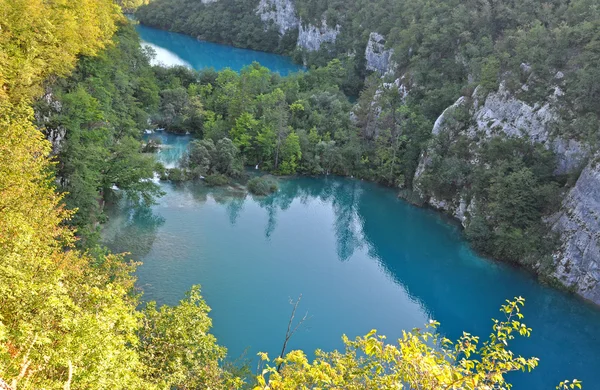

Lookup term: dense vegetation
[116,0,150,13]
[248,176,279,195]
[0,1,233,388]
[35,24,163,247]
[150,61,429,183]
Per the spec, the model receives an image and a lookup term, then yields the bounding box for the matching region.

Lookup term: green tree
[214,138,244,177]
[231,112,259,153]
[255,298,569,390]
[139,286,238,389]
[278,131,302,174]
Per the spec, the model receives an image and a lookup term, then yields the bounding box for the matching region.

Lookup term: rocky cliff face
[297,19,341,51]
[411,81,599,303]
[256,0,299,35]
[428,83,587,174]
[551,159,600,304]
[255,0,340,52]
[365,32,395,74]
[35,91,66,155]
[414,83,589,217]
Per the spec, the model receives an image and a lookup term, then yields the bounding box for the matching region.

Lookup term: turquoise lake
[135,24,303,75]
[102,132,600,389]
[114,26,600,388]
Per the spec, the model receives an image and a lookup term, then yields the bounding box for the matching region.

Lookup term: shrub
[247,176,278,195]
[167,168,186,182]
[204,174,229,187]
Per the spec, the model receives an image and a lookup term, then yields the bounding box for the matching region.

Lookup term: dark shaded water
[104,133,600,389]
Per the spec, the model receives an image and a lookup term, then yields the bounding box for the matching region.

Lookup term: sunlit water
[136,24,303,75]
[103,133,600,389]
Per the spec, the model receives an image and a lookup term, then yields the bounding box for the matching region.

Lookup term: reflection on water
[102,174,600,389]
[136,24,303,75]
[103,203,165,259]
[142,41,192,68]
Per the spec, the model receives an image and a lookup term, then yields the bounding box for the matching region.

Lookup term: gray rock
[416,82,588,179]
[552,159,600,305]
[472,83,587,174]
[431,96,467,136]
[358,76,408,138]
[411,81,597,302]
[365,32,395,74]
[520,62,532,75]
[35,91,66,155]
[256,0,299,35]
[297,18,340,51]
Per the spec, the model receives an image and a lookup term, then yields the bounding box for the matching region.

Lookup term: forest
[0,0,595,388]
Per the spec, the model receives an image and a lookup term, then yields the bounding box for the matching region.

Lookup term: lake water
[135,24,303,75]
[103,133,600,389]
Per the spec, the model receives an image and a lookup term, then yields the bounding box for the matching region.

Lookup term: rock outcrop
[551,159,600,304]
[255,0,340,52]
[359,76,408,138]
[365,32,395,74]
[416,83,588,193]
[256,0,299,35]
[411,81,599,303]
[35,91,66,155]
[297,19,340,51]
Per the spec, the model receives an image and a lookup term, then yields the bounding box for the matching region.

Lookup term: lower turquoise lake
[103,133,600,389]
[135,23,303,75]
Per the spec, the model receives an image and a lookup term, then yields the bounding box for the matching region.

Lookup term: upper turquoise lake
[102,132,600,389]
[135,23,303,75]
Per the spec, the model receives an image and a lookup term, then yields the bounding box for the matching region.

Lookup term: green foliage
[480,56,501,92]
[205,174,231,187]
[157,63,363,179]
[166,167,187,182]
[255,298,574,389]
[247,176,279,196]
[116,0,150,12]
[278,132,302,174]
[35,24,163,248]
[422,135,562,268]
[138,286,236,389]
[184,138,244,179]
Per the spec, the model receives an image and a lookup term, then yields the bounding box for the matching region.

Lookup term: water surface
[136,24,303,75]
[104,134,600,389]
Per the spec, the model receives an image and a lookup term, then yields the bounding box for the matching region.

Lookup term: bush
[167,168,186,182]
[204,174,229,187]
[155,162,167,180]
[247,176,278,195]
